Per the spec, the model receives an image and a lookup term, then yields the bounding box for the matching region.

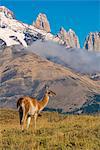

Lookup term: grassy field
[0,109,100,150]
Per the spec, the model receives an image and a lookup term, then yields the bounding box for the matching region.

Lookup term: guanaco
[17,86,56,130]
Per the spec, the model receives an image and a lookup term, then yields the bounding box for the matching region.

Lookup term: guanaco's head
[45,85,56,97]
[47,90,56,97]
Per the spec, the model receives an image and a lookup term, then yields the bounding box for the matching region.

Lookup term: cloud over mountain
[28,40,100,74]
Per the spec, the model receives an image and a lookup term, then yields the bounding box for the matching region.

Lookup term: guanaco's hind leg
[22,114,27,131]
[18,103,27,131]
[19,107,24,131]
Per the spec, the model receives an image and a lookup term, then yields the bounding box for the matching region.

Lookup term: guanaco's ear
[45,85,49,90]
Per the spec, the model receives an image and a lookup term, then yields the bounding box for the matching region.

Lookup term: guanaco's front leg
[34,113,38,130]
[27,115,31,129]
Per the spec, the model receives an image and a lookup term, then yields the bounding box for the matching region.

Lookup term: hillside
[0,45,100,113]
[0,109,100,150]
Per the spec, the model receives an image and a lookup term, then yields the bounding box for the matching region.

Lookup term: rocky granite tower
[34,13,51,32]
[55,27,80,48]
[84,32,100,51]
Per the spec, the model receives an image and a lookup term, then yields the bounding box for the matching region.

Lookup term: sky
[0,0,100,47]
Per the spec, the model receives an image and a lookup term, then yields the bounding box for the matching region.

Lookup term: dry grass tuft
[0,109,100,150]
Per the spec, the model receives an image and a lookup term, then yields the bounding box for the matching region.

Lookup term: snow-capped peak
[0,6,81,49]
[0,6,14,19]
[68,28,75,34]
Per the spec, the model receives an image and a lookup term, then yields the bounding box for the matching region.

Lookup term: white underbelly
[28,106,37,115]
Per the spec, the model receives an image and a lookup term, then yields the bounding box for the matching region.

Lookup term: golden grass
[0,109,100,150]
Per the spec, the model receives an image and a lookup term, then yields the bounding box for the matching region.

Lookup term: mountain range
[0,6,100,114]
[0,6,100,51]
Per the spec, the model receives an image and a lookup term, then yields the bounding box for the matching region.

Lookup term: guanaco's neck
[38,93,49,111]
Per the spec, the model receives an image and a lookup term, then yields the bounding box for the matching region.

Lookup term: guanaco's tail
[17,98,25,125]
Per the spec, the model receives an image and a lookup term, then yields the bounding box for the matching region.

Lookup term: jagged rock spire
[84,32,100,51]
[34,13,51,32]
[57,27,80,48]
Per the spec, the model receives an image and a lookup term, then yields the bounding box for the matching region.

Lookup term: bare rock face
[0,6,14,19]
[34,13,51,32]
[56,27,80,48]
[84,32,100,51]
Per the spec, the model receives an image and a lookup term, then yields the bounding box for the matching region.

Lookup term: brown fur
[17,90,56,130]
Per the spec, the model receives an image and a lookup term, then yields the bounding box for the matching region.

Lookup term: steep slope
[0,46,100,113]
[0,28,27,47]
[84,32,100,51]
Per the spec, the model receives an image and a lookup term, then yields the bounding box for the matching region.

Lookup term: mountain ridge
[0,6,99,50]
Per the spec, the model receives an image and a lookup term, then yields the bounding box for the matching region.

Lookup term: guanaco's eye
[48,92,50,94]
